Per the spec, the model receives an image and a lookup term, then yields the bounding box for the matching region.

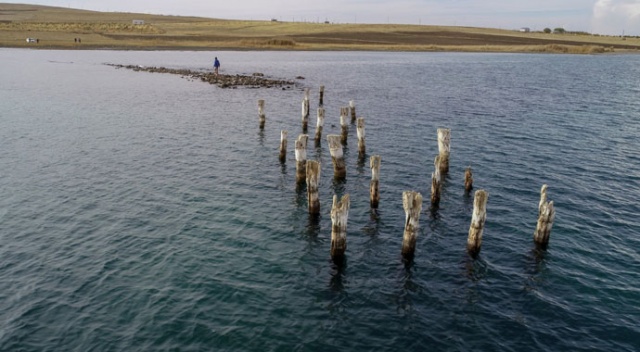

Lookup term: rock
[105,63,295,89]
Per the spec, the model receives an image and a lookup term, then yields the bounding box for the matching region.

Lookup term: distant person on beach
[213,57,220,75]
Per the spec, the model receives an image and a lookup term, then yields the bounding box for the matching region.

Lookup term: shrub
[240,38,296,47]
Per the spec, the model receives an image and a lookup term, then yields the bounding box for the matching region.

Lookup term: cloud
[592,0,640,35]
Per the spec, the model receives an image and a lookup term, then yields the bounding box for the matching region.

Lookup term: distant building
[271,18,278,22]
[519,27,530,33]
[132,20,145,25]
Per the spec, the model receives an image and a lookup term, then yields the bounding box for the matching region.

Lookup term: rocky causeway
[106,64,298,89]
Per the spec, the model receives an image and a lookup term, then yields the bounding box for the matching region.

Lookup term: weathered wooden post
[431,156,442,206]
[356,117,365,156]
[330,194,350,259]
[327,135,346,179]
[401,191,423,257]
[349,100,356,123]
[315,107,325,144]
[534,185,555,248]
[437,128,451,173]
[258,99,266,129]
[295,134,309,184]
[302,88,310,132]
[467,190,488,257]
[306,160,321,215]
[370,155,381,208]
[279,130,288,162]
[464,166,473,193]
[340,107,349,144]
[319,85,325,107]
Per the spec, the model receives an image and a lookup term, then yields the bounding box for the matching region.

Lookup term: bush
[240,38,296,47]
[543,28,551,34]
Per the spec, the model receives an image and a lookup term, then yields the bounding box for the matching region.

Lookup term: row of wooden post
[259,90,555,262]
[260,91,363,157]
[329,185,551,261]
[286,130,363,183]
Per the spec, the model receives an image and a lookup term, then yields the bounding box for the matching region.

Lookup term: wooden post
[401,191,423,257]
[340,107,349,144]
[431,156,441,206]
[306,160,321,215]
[295,134,309,184]
[258,99,266,129]
[464,166,473,193]
[437,128,451,173]
[279,130,288,162]
[349,100,356,123]
[356,117,365,156]
[534,185,555,248]
[302,88,310,132]
[315,107,325,144]
[467,190,488,257]
[370,155,381,208]
[319,85,324,107]
[330,194,350,259]
[327,135,346,179]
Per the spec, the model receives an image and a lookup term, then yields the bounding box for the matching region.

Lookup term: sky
[4,0,639,35]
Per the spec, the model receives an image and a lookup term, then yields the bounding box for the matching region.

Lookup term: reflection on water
[330,177,347,199]
[396,259,419,315]
[427,204,442,224]
[428,202,440,216]
[402,251,416,270]
[362,209,381,237]
[523,247,549,292]
[307,213,321,233]
[464,256,488,283]
[329,259,347,291]
[356,153,367,174]
[257,129,265,146]
[294,182,307,207]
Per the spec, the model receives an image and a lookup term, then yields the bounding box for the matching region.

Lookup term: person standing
[213,57,220,75]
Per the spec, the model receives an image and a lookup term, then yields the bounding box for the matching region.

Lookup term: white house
[132,20,145,25]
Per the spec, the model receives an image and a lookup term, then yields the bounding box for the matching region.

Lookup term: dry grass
[0,22,164,33]
[239,38,297,47]
[1,3,639,53]
[531,44,614,54]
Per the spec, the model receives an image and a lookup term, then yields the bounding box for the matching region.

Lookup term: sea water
[1,49,639,351]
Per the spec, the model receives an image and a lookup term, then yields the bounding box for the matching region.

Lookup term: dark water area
[1,49,639,351]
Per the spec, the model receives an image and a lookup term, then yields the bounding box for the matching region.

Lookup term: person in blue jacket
[213,57,220,75]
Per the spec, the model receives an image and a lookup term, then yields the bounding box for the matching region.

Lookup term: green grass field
[1,3,639,53]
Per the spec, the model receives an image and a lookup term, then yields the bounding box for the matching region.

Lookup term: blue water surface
[1,49,639,351]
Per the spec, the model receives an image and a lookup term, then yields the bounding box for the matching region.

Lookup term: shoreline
[4,44,640,55]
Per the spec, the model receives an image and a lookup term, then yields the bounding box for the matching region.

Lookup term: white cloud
[592,0,640,35]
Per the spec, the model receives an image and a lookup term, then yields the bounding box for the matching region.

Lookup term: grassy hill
[1,3,639,53]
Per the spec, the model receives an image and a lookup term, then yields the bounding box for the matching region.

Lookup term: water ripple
[1,49,639,351]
